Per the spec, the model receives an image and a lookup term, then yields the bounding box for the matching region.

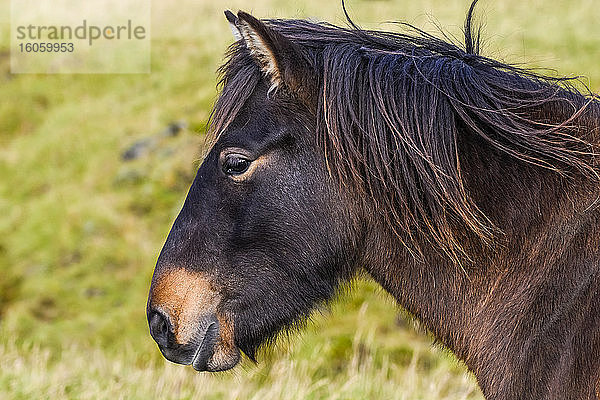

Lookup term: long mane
[209,1,600,262]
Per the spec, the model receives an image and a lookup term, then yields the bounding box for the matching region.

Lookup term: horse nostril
[149,309,172,348]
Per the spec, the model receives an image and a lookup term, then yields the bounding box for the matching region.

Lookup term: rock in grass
[121,121,187,161]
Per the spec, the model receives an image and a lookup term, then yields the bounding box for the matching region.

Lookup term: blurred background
[0,0,598,398]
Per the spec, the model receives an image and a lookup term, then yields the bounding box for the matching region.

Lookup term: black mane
[210,1,600,262]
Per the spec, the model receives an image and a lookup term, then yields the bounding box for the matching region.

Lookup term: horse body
[147,3,600,398]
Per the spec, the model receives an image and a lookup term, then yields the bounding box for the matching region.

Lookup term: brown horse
[147,2,600,398]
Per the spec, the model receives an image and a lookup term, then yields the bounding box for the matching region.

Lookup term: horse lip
[191,321,218,371]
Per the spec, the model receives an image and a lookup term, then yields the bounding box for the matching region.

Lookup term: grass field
[0,0,598,398]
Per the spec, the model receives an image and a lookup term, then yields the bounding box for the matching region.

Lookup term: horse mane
[209,1,600,263]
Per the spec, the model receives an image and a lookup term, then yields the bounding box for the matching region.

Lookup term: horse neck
[360,102,600,397]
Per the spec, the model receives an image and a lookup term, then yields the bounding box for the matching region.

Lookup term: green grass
[0,0,598,398]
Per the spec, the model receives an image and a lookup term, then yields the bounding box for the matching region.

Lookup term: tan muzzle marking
[150,268,220,345]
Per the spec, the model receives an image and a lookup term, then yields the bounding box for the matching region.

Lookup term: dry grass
[0,327,481,400]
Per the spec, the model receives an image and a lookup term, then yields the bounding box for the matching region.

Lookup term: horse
[146,2,600,398]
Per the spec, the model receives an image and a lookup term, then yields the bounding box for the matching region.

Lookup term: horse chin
[199,347,241,372]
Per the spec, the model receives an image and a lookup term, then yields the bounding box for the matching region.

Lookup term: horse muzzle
[148,309,236,371]
[147,267,241,372]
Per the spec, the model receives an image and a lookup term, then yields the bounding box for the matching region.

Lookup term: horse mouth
[191,321,219,371]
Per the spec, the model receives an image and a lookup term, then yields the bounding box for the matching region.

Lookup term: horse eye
[222,154,251,176]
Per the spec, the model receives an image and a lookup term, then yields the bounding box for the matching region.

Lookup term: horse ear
[229,11,316,104]
[224,10,242,41]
